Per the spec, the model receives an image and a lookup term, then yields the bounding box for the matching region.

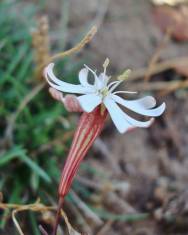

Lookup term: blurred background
[1,0,188,234]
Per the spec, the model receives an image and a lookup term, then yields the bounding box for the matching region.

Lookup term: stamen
[103,58,110,73]
[109,81,122,93]
[101,87,109,97]
[84,64,96,76]
[113,90,138,95]
[117,69,131,81]
[107,81,120,89]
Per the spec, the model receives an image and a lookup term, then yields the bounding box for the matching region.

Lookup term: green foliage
[0,1,146,233]
[0,1,79,229]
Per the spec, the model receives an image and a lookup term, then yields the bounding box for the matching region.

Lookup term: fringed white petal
[122,111,154,127]
[111,94,165,117]
[114,95,157,109]
[94,75,104,90]
[77,94,102,112]
[104,96,154,133]
[98,72,109,86]
[103,97,135,133]
[78,68,93,88]
[44,63,95,94]
[136,96,157,108]
[84,64,104,90]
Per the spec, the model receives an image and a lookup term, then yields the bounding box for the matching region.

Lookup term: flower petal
[98,72,110,86]
[77,94,102,112]
[103,97,135,133]
[84,64,104,90]
[104,96,154,133]
[44,63,95,94]
[112,94,165,116]
[78,68,93,88]
[94,74,104,90]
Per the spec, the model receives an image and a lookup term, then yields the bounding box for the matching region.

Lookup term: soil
[6,0,188,234]
[63,0,188,234]
[53,0,188,235]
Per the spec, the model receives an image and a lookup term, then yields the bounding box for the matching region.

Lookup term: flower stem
[52,198,64,235]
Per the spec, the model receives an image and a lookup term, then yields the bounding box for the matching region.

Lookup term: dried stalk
[42,26,97,66]
[32,16,50,80]
[144,28,172,82]
[129,80,188,92]
[70,190,103,226]
[0,199,56,235]
[117,56,188,82]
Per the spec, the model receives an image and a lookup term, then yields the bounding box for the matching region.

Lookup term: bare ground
[61,0,188,234]
[4,0,187,234]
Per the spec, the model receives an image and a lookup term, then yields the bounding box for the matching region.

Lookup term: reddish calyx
[52,106,107,235]
[59,105,107,197]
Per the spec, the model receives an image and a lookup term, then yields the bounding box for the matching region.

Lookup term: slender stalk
[39,225,49,235]
[39,26,97,71]
[52,198,64,235]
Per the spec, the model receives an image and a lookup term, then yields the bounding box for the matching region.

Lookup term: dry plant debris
[32,15,50,80]
[152,0,188,6]
[153,4,188,41]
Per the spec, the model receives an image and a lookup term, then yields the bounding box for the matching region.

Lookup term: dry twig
[128,80,188,92]
[144,28,172,82]
[40,26,97,70]
[94,139,121,174]
[70,190,103,226]
[32,16,50,80]
[96,220,113,235]
[130,56,188,81]
[0,199,56,235]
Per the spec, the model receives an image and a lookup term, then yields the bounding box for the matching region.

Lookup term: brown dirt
[64,1,188,234]
[24,0,188,234]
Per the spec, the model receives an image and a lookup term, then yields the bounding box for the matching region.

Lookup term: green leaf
[91,207,149,222]
[0,181,22,228]
[0,146,51,183]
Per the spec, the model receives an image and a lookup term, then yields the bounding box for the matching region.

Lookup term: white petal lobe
[115,95,156,109]
[84,64,104,90]
[103,97,134,133]
[111,94,165,116]
[104,97,154,133]
[44,63,94,94]
[77,94,102,112]
[78,68,92,87]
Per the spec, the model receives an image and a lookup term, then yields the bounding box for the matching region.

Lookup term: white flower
[44,62,166,133]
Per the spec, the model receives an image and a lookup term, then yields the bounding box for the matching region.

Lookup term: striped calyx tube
[59,106,107,197]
